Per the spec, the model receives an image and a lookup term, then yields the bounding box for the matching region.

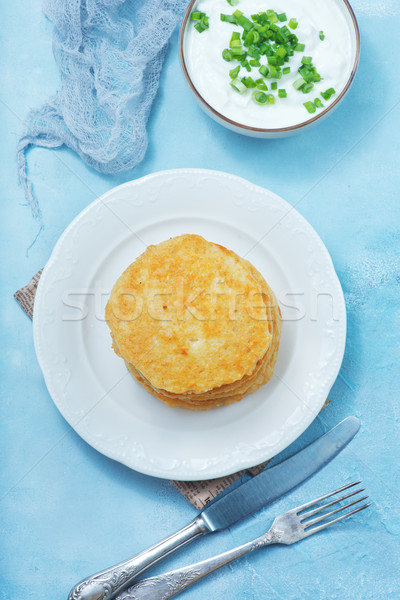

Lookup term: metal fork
[117,481,370,600]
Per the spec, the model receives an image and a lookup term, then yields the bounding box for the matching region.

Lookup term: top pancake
[105,234,273,394]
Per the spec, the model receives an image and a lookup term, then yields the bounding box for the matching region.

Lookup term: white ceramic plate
[33,169,346,480]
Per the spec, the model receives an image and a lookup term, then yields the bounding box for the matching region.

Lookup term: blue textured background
[1,1,399,598]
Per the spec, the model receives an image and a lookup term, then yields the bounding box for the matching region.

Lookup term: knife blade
[201,415,360,531]
[69,416,359,600]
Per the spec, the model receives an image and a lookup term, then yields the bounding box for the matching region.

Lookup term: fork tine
[303,502,371,537]
[300,487,365,520]
[293,481,361,514]
[303,495,369,528]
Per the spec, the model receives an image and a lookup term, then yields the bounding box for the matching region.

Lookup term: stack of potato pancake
[105,235,281,410]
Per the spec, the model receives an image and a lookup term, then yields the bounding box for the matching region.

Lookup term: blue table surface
[1,1,399,598]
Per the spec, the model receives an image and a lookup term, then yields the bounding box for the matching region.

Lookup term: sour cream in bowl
[179,0,360,137]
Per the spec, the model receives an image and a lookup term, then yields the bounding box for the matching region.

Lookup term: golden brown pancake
[105,234,281,410]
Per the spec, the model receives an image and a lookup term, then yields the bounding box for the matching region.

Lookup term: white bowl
[179,0,360,138]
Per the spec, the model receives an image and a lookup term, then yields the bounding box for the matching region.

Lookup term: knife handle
[68,516,207,600]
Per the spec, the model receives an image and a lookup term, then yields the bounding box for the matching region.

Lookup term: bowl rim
[178,0,360,134]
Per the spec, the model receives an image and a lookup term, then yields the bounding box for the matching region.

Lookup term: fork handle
[68,516,208,600]
[117,530,276,600]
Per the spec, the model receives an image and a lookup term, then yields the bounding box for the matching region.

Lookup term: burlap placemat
[15,271,328,510]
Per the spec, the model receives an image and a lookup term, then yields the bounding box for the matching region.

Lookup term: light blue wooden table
[1,1,399,598]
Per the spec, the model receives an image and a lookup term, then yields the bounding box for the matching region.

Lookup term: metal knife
[68,416,359,600]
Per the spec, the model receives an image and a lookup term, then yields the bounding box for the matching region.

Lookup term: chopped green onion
[190,11,205,21]
[222,48,233,61]
[226,0,239,5]
[230,78,247,94]
[242,60,252,72]
[220,13,237,23]
[235,13,253,31]
[321,87,336,100]
[241,76,256,88]
[292,55,322,95]
[319,30,325,41]
[276,45,287,58]
[266,65,282,79]
[303,101,316,113]
[265,65,275,78]
[194,20,208,33]
[255,78,268,90]
[246,46,260,59]
[301,82,314,93]
[293,77,306,90]
[267,55,279,66]
[219,7,326,111]
[252,90,269,104]
[230,31,241,46]
[191,11,209,33]
[246,31,260,44]
[229,65,240,79]
[230,47,246,56]
[298,65,322,83]
[266,10,278,23]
